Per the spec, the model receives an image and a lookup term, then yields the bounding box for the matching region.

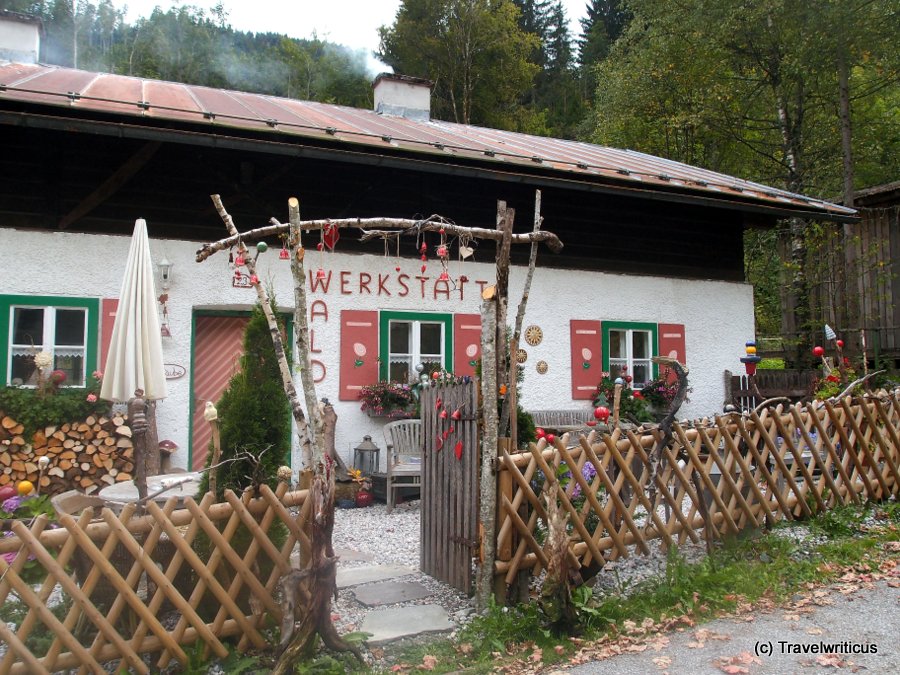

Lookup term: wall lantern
[157,257,174,290]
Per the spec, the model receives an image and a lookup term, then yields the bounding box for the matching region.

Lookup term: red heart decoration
[447,425,455,434]
[323,222,340,250]
[454,440,463,460]
[451,409,461,420]
[435,397,442,410]
[443,430,450,440]
[439,409,448,419]
[436,437,443,451]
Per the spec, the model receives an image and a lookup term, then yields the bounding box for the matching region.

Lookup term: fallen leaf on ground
[554,645,565,655]
[713,651,763,674]
[806,627,824,635]
[815,653,846,668]
[420,655,438,671]
[530,647,543,663]
[783,613,800,621]
[457,643,473,655]
[653,655,673,669]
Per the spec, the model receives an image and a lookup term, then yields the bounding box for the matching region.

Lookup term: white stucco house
[0,18,855,472]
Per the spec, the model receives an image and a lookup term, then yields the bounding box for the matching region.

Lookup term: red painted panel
[100,298,118,373]
[454,313,481,378]
[339,310,378,401]
[191,315,249,470]
[658,323,687,382]
[570,320,602,400]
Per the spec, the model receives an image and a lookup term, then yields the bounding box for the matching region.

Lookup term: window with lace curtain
[2,296,99,387]
[379,311,452,383]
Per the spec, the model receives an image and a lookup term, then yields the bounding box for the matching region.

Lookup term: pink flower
[86,393,97,403]
[92,370,103,380]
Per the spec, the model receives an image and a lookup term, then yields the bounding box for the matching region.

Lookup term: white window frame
[379,311,452,383]
[7,304,90,387]
[603,322,658,388]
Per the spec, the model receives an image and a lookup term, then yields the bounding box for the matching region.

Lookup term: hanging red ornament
[625,375,633,383]
[316,242,324,251]
[435,397,442,409]
[442,429,450,440]
[439,228,445,235]
[250,274,259,285]
[421,264,427,273]
[395,265,401,272]
[451,408,461,421]
[228,251,234,264]
[420,254,427,261]
[420,242,427,253]
[459,275,469,282]
[440,409,448,419]
[439,271,449,281]
[233,270,242,281]
[594,406,610,422]
[235,254,246,266]
[536,428,546,439]
[279,247,290,260]
[316,268,326,280]
[437,245,448,257]
[454,440,463,460]
[812,345,825,357]
[323,221,340,250]
[546,434,556,445]
[448,425,455,434]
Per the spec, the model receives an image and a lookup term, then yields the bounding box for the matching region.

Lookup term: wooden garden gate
[419,381,480,593]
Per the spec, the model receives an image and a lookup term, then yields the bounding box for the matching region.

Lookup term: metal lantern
[353,435,381,476]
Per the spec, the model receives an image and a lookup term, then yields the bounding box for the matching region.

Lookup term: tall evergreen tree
[378,0,540,129]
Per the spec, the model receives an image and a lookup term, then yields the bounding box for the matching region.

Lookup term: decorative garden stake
[740,340,761,376]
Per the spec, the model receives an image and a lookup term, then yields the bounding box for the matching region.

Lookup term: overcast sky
[122,1,589,71]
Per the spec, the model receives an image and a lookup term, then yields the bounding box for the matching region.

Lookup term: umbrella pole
[128,391,149,509]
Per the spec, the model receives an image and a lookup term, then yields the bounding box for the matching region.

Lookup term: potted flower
[0,481,57,583]
[359,381,417,418]
[349,467,374,507]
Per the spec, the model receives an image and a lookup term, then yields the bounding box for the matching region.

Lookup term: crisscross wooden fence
[494,393,900,586]
[0,484,310,674]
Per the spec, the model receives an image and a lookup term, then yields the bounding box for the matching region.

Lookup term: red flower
[826,374,840,383]
[633,391,644,399]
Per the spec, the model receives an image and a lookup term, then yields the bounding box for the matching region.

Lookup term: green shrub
[199,301,291,500]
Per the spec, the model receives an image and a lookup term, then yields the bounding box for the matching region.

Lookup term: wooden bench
[528,409,593,435]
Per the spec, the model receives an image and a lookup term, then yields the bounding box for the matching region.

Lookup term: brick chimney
[0,10,41,64]
[373,73,432,121]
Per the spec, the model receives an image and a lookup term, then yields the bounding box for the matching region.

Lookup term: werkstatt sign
[164,364,186,380]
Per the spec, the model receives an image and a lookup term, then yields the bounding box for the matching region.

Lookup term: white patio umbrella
[101,218,167,403]
[100,219,167,500]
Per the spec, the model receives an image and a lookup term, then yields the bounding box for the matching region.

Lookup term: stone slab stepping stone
[335,547,375,562]
[336,564,416,589]
[352,580,433,607]
[360,604,453,645]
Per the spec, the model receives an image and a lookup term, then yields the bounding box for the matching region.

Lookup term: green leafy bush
[0,372,106,436]
[593,375,653,423]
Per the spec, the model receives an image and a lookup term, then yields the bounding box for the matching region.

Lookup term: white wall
[3,227,755,471]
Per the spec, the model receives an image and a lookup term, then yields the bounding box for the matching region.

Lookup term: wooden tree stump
[274,465,361,673]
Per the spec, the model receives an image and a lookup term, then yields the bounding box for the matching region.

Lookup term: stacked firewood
[0,413,135,495]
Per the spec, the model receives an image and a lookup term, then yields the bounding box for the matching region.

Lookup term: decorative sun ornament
[515,348,528,364]
[536,360,548,374]
[524,325,543,346]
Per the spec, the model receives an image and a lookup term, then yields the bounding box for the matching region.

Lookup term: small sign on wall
[164,364,186,380]
[233,275,253,288]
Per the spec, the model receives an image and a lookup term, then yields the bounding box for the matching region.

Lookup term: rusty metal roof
[0,61,855,220]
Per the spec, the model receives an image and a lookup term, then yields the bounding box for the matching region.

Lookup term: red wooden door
[191,315,249,470]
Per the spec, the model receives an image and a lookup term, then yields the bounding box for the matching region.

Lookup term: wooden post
[476,289,499,610]
[493,437,512,601]
[496,201,514,436]
[612,383,623,428]
[208,417,221,497]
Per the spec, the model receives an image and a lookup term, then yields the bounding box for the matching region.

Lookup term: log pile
[0,413,135,495]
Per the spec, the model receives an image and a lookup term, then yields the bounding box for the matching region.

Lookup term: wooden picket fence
[0,483,311,674]
[494,393,900,586]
